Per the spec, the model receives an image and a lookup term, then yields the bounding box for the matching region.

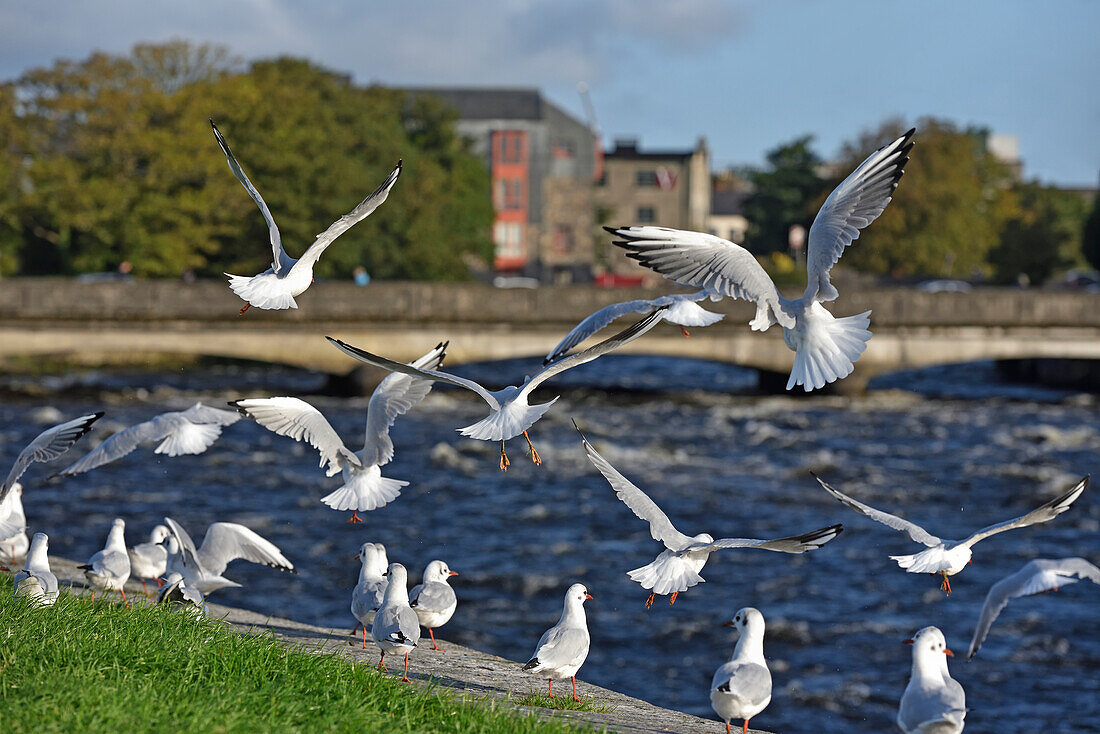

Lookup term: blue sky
[2,0,1097,185]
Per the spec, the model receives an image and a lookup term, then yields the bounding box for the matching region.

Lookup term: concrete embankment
[20,557,776,734]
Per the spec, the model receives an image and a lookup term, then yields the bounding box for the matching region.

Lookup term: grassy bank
[0,586,590,733]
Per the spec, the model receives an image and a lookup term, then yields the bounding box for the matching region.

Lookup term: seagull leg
[429,628,444,651]
[362,626,368,650]
[940,573,952,594]
[120,588,130,608]
[402,653,410,682]
[572,676,581,702]
[499,442,510,471]
[350,622,361,645]
[377,651,386,671]
[645,592,655,609]
[156,577,165,589]
[523,431,542,466]
[743,719,750,734]
[547,679,554,698]
[238,303,251,315]
[669,591,679,606]
[347,511,363,523]
[725,724,731,734]
[681,327,691,337]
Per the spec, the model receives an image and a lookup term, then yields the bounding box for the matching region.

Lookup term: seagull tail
[457,398,559,442]
[627,555,704,596]
[320,468,408,513]
[786,303,871,392]
[225,273,298,311]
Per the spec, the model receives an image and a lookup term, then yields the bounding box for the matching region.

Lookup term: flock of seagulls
[3,122,1097,734]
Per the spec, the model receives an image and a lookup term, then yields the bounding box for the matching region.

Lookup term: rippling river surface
[2,357,1098,734]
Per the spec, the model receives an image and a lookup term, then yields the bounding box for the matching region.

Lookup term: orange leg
[940,573,952,594]
[523,431,542,466]
[547,678,554,698]
[743,719,750,734]
[726,724,731,734]
[120,588,130,607]
[401,653,411,682]
[156,577,165,589]
[362,626,368,650]
[645,592,655,609]
[90,591,96,603]
[571,676,581,702]
[428,628,444,651]
[499,442,510,471]
[238,303,251,315]
[347,511,363,523]
[141,580,148,595]
[681,327,691,337]
[669,591,679,606]
[377,651,386,671]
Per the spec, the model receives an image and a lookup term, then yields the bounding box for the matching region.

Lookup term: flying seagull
[163,516,296,595]
[815,474,1088,593]
[211,120,401,314]
[326,309,667,470]
[231,342,446,521]
[606,128,915,391]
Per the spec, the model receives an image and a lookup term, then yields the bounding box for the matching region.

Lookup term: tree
[1083,178,1100,271]
[988,182,1090,284]
[741,136,825,256]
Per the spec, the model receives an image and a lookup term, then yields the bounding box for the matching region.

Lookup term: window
[500,178,523,209]
[552,225,574,255]
[636,206,656,223]
[635,170,657,187]
[493,222,525,257]
[494,130,527,163]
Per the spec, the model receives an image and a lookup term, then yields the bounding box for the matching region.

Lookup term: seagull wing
[578,428,693,551]
[961,476,1088,548]
[58,416,173,476]
[210,120,290,274]
[684,524,843,555]
[295,161,402,271]
[544,298,663,364]
[195,522,295,578]
[326,337,501,409]
[815,475,941,547]
[163,516,203,575]
[605,226,792,330]
[361,342,448,467]
[967,557,1100,659]
[179,402,243,426]
[2,412,103,499]
[230,397,360,476]
[521,309,667,397]
[530,626,590,672]
[805,129,915,302]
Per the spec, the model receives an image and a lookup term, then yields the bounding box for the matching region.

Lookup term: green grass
[0,585,592,733]
[515,692,613,713]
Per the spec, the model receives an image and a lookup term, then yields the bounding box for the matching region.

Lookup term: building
[708,188,750,244]
[595,137,710,279]
[404,88,600,282]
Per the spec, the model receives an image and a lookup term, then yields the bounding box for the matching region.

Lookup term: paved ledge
[11,557,776,734]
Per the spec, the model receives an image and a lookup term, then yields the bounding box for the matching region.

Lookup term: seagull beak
[902,639,914,645]
[944,648,955,657]
[585,593,594,600]
[723,620,736,627]
[354,554,360,560]
[448,571,459,577]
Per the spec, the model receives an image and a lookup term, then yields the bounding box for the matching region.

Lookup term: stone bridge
[2,278,1099,392]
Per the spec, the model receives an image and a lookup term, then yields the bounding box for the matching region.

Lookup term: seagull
[0,484,29,569]
[523,583,592,701]
[231,342,446,521]
[327,309,668,471]
[371,562,421,682]
[79,517,132,604]
[409,560,458,651]
[898,626,966,734]
[211,120,402,314]
[0,412,103,523]
[711,607,772,734]
[350,541,389,649]
[605,128,916,392]
[128,524,171,594]
[13,532,59,607]
[815,473,1088,594]
[967,557,1100,661]
[58,403,240,476]
[163,516,296,595]
[157,571,206,618]
[543,289,723,364]
[580,428,842,607]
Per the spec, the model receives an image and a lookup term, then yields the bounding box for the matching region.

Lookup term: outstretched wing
[361,342,447,467]
[814,475,941,547]
[163,516,203,578]
[58,416,171,476]
[805,129,915,302]
[606,226,792,330]
[683,524,843,555]
[961,476,1088,548]
[210,120,290,274]
[326,337,501,409]
[230,397,361,476]
[544,298,663,364]
[577,425,693,552]
[2,412,103,499]
[521,309,667,397]
[179,402,242,426]
[196,522,295,578]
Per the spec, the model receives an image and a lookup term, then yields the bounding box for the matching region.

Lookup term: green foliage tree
[741,136,825,255]
[988,182,1089,284]
[1083,180,1100,272]
[830,118,1017,279]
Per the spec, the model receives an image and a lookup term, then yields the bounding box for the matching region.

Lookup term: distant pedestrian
[353,266,371,286]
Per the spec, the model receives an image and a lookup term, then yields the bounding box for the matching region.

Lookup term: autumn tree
[988,182,1090,284]
[741,136,826,255]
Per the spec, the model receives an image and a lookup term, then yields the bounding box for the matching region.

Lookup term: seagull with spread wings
[231,342,446,521]
[163,516,296,595]
[579,427,842,607]
[815,474,1089,593]
[606,128,915,392]
[211,120,402,314]
[326,309,667,471]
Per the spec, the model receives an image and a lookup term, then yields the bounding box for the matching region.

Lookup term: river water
[2,357,1098,733]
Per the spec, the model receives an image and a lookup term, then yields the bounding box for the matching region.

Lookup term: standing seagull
[13,532,59,607]
[815,474,1088,593]
[128,524,171,594]
[163,516,296,595]
[211,120,402,314]
[371,562,421,682]
[327,309,668,471]
[606,128,915,391]
[0,484,29,569]
[711,608,772,734]
[0,412,103,537]
[409,560,458,651]
[58,404,239,476]
[231,343,446,521]
[967,557,1100,660]
[543,289,723,364]
[350,542,389,648]
[898,627,966,734]
[580,429,842,607]
[523,583,592,701]
[79,518,132,604]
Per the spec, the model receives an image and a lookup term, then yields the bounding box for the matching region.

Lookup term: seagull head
[905,626,954,664]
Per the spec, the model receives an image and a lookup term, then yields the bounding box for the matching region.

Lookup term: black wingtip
[522,658,540,670]
[77,564,92,571]
[397,159,403,168]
